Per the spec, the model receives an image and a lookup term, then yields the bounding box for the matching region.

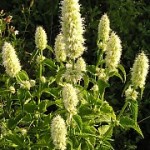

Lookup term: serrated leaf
[120,116,144,137]
[134,124,144,138]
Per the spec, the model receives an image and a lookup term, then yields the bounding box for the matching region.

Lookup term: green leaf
[82,125,96,135]
[24,102,37,113]
[87,65,96,75]
[100,101,116,120]
[97,79,109,98]
[6,133,24,147]
[85,139,94,150]
[98,125,110,136]
[56,68,65,84]
[7,113,24,129]
[46,45,53,53]
[83,73,89,89]
[134,124,144,138]
[118,64,126,82]
[42,87,60,98]
[120,116,135,128]
[38,100,52,113]
[120,116,144,137]
[16,70,29,82]
[79,104,93,116]
[130,100,138,122]
[73,115,83,131]
[67,139,75,150]
[43,58,56,70]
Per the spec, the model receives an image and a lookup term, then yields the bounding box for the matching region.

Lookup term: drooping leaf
[118,64,126,82]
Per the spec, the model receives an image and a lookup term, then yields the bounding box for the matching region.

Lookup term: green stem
[117,101,129,120]
[38,50,43,104]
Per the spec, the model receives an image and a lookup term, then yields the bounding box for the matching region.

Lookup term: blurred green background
[0,0,150,149]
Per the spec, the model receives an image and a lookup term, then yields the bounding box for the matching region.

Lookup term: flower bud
[2,42,21,77]
[51,115,67,150]
[30,80,36,87]
[20,80,31,90]
[125,86,138,101]
[96,68,108,81]
[40,76,46,83]
[91,84,99,92]
[9,86,15,94]
[131,52,149,89]
[36,55,45,64]
[35,26,47,51]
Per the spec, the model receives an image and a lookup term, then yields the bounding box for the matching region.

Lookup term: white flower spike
[61,0,85,59]
[51,115,67,150]
[2,42,21,77]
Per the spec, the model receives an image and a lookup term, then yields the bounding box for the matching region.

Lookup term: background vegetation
[0,0,150,149]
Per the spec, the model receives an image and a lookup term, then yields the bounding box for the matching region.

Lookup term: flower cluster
[61,0,85,59]
[2,42,21,77]
[35,26,47,51]
[97,13,110,51]
[63,57,86,83]
[105,32,122,72]
[62,83,78,115]
[51,115,67,150]
[54,33,66,62]
[131,52,149,89]
[96,68,108,81]
[125,86,138,101]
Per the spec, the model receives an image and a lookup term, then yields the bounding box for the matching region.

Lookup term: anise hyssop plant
[0,0,149,150]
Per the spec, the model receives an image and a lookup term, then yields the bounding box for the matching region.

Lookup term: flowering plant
[0,0,149,150]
